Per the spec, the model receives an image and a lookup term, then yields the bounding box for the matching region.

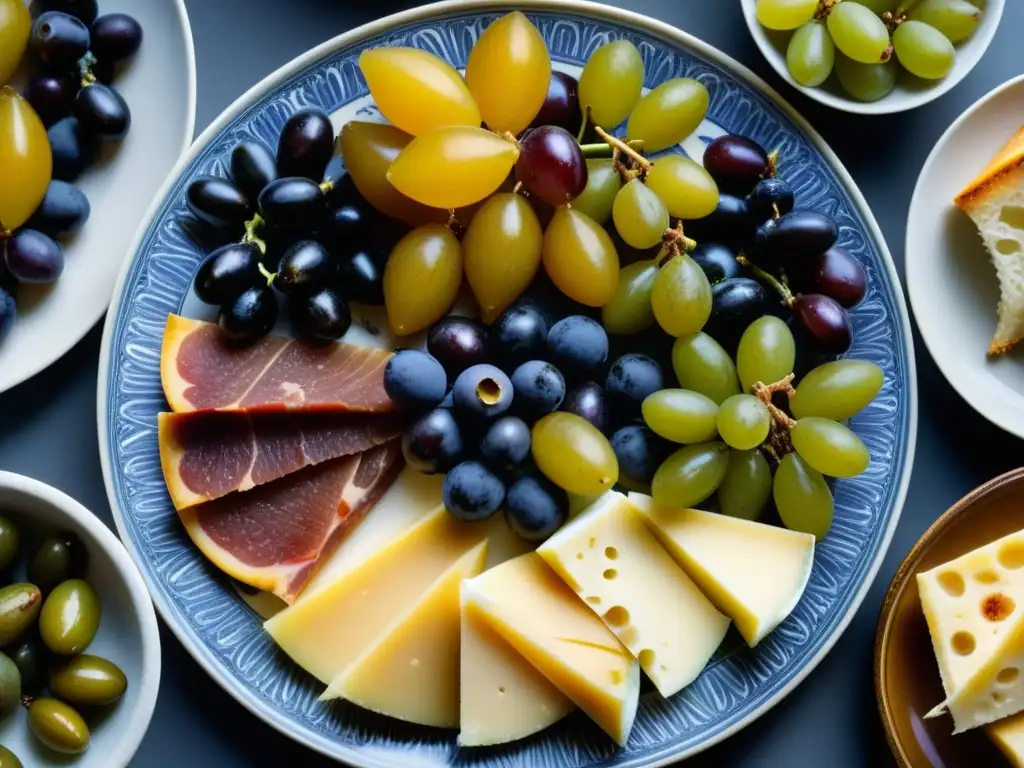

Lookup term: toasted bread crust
[956,126,1024,211]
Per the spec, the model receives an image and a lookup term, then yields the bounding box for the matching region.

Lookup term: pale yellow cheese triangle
[988,711,1024,767]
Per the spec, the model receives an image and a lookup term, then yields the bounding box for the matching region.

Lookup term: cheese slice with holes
[537,491,729,697]
[989,711,1024,766]
[462,553,639,746]
[320,541,488,727]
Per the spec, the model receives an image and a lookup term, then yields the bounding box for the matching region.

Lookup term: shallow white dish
[739,0,1003,114]
[0,471,160,768]
[906,74,1024,437]
[0,0,196,396]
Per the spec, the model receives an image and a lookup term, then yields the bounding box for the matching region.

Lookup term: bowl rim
[95,0,919,764]
[873,466,1024,768]
[0,470,162,768]
[739,0,1005,115]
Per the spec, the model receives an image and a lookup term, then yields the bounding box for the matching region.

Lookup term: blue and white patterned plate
[97,1,918,765]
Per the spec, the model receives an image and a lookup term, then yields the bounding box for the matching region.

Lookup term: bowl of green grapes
[741,0,1003,114]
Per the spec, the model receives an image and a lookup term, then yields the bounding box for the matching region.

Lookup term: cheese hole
[982,593,1016,622]
[997,667,1020,686]
[951,631,976,656]
[604,606,630,627]
[1000,206,1024,230]
[638,649,655,670]
[605,546,619,560]
[997,239,1022,255]
[998,541,1024,569]
[576,552,584,560]
[975,569,1000,585]
[610,670,623,685]
[497,686,506,695]
[603,568,618,580]
[994,691,1005,703]
[938,570,965,597]
[586,596,602,606]
[588,537,597,549]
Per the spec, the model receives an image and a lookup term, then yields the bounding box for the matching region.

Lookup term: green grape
[642,389,719,444]
[892,20,955,79]
[736,316,795,392]
[652,255,712,337]
[578,40,644,128]
[532,412,619,494]
[756,0,819,30]
[834,54,898,101]
[651,441,729,509]
[571,159,622,225]
[907,0,981,43]
[787,21,836,87]
[774,453,833,540]
[612,179,670,250]
[718,449,771,520]
[790,360,883,420]
[626,78,708,153]
[826,2,893,63]
[672,332,741,405]
[790,417,870,478]
[645,155,719,220]
[716,395,771,450]
[602,260,658,335]
[857,0,896,14]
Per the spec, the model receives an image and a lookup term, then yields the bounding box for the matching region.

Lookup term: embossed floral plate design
[96,1,917,765]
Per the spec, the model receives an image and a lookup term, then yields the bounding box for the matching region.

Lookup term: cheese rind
[538,492,729,697]
[463,553,639,746]
[628,492,814,647]
[988,711,1024,767]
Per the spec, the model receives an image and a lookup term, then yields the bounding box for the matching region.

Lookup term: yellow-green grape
[387,126,520,209]
[718,449,771,520]
[572,159,622,225]
[651,441,729,509]
[790,417,870,478]
[626,78,708,153]
[892,20,955,80]
[834,55,898,101]
[0,0,31,85]
[463,193,542,323]
[774,453,833,540]
[465,11,550,135]
[907,0,981,44]
[856,0,896,15]
[789,360,883,421]
[383,224,462,336]
[716,394,771,450]
[644,155,719,220]
[602,260,658,335]
[542,206,620,307]
[755,0,819,30]
[826,2,893,63]
[642,389,719,444]
[672,332,741,405]
[578,40,644,128]
[652,255,712,337]
[359,47,481,137]
[612,179,669,250]
[0,88,52,233]
[736,316,796,392]
[532,412,619,494]
[787,21,836,87]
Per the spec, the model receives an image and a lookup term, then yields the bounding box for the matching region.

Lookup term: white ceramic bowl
[740,0,1004,114]
[0,472,160,768]
[906,74,1024,438]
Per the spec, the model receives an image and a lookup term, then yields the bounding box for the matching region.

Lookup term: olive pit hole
[476,378,502,406]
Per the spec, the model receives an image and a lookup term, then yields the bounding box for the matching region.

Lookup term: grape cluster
[757,0,983,101]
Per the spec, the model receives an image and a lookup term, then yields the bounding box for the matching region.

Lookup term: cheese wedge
[989,712,1024,767]
[321,541,488,727]
[264,505,487,683]
[628,492,815,647]
[538,492,729,697]
[459,593,574,746]
[462,553,639,746]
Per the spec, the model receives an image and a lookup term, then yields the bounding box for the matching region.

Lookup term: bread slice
[955,126,1024,356]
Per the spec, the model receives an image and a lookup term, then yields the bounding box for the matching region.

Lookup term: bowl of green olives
[0,472,160,767]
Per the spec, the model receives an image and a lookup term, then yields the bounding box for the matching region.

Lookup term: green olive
[9,637,45,694]
[28,537,72,594]
[0,515,19,572]
[50,654,127,706]
[0,745,23,768]
[39,579,100,656]
[0,651,21,719]
[26,697,90,754]
[0,583,42,646]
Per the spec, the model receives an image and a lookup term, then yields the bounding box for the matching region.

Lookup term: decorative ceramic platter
[97,1,917,764]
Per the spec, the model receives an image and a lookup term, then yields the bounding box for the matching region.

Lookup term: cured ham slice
[158,411,404,510]
[161,314,394,414]
[179,441,402,603]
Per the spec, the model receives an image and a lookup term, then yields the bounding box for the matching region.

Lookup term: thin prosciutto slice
[178,441,403,604]
[161,314,394,414]
[158,411,404,510]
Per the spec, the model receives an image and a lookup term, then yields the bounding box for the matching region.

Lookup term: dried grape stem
[656,222,698,267]
[814,0,839,20]
[752,375,798,459]
[594,126,652,170]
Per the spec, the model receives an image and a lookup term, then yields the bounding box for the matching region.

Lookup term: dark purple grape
[338,246,385,305]
[747,177,794,221]
[427,317,488,377]
[489,305,548,372]
[0,257,16,297]
[47,117,97,181]
[258,178,324,229]
[4,230,64,284]
[230,142,278,202]
[275,241,333,296]
[402,408,463,474]
[277,109,334,182]
[792,294,851,354]
[25,180,90,236]
[323,202,372,246]
[611,425,671,486]
[546,315,608,379]
[561,381,608,434]
[515,126,588,207]
[684,194,753,250]
[504,474,568,542]
[219,287,277,343]
[789,246,866,309]
[32,12,90,69]
[527,71,581,135]
[30,0,98,25]
[690,242,741,284]
[75,83,130,140]
[186,176,251,229]
[384,349,447,411]
[443,461,506,522]
[754,210,838,266]
[480,416,531,469]
[453,364,514,424]
[89,13,142,64]
[90,57,115,84]
[703,135,771,195]
[605,354,664,422]
[510,360,565,422]
[290,286,352,343]
[704,277,768,354]
[24,73,77,127]
[193,243,263,305]
[0,288,15,345]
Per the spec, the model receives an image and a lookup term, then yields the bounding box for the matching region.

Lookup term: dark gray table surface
[0,0,1020,765]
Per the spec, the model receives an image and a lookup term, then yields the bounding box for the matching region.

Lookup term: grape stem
[593,126,652,171]
[656,222,698,266]
[241,213,268,256]
[737,255,796,308]
[767,149,780,178]
[752,375,798,461]
[257,261,276,289]
[813,0,839,20]
[577,105,591,144]
[579,139,644,159]
[77,51,98,88]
